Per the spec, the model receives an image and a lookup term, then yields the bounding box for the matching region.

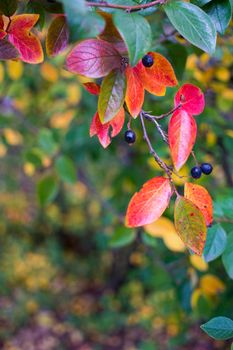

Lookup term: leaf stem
[86,0,166,11]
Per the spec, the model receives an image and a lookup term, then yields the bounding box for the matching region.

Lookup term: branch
[86,0,166,11]
[139,112,179,196]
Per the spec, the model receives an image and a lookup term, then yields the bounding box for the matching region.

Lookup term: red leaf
[174,83,205,115]
[46,15,68,57]
[8,14,44,64]
[0,16,7,39]
[83,82,101,95]
[90,108,125,148]
[66,39,122,78]
[135,62,166,96]
[125,66,144,118]
[125,177,173,227]
[184,183,213,227]
[168,109,197,171]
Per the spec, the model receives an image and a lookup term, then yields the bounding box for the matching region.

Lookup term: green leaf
[59,0,105,42]
[222,231,233,279]
[174,196,207,256]
[38,129,58,156]
[109,227,136,248]
[26,1,46,30]
[203,224,227,262]
[164,1,217,54]
[37,175,59,207]
[191,0,212,6]
[203,0,232,35]
[55,155,77,184]
[142,232,158,247]
[98,69,126,123]
[0,0,17,16]
[113,11,152,66]
[201,317,233,340]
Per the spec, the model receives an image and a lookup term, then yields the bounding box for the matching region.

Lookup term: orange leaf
[125,177,173,227]
[8,14,44,64]
[125,66,144,118]
[184,183,213,227]
[83,82,101,95]
[90,108,125,148]
[168,109,197,171]
[135,62,166,96]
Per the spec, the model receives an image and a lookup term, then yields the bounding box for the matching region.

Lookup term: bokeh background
[0,19,233,350]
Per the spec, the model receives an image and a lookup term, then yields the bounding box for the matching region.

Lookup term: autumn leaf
[7,14,44,64]
[174,83,205,115]
[168,109,197,171]
[174,196,207,256]
[46,15,69,57]
[125,177,173,228]
[184,182,213,226]
[66,39,122,79]
[90,108,125,148]
[98,11,127,55]
[83,82,101,95]
[98,69,126,123]
[125,66,144,118]
[135,63,166,96]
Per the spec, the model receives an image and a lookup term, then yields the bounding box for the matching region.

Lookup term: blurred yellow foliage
[215,67,231,82]
[67,83,82,105]
[40,62,59,82]
[189,255,208,272]
[172,165,189,186]
[50,109,74,129]
[3,128,23,145]
[23,162,35,176]
[200,274,225,296]
[0,62,4,82]
[144,217,185,252]
[0,142,7,157]
[7,60,23,80]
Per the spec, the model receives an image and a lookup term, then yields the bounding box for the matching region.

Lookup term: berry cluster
[191,163,213,179]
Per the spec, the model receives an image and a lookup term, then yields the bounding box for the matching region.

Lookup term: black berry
[125,130,136,144]
[191,166,202,179]
[142,54,154,68]
[201,163,213,175]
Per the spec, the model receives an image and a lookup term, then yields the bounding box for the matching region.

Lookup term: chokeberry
[201,163,213,175]
[125,129,136,144]
[142,54,154,68]
[191,166,202,179]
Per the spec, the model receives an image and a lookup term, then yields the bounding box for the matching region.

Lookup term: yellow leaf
[190,255,208,272]
[163,232,186,252]
[24,162,35,176]
[200,274,225,296]
[67,84,82,105]
[50,110,74,129]
[0,62,4,82]
[222,88,233,101]
[144,217,175,238]
[40,62,58,82]
[206,131,217,147]
[144,217,185,252]
[4,128,23,145]
[0,143,7,157]
[191,288,202,309]
[172,165,189,186]
[186,54,197,70]
[7,60,23,80]
[215,67,230,82]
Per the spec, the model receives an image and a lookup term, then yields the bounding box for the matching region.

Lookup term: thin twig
[142,104,181,121]
[86,0,166,11]
[139,112,179,196]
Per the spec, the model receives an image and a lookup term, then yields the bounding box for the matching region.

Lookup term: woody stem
[86,0,166,11]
